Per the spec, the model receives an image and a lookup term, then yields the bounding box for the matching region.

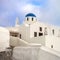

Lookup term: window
[10,32,18,37]
[51,45,53,48]
[32,18,33,21]
[52,29,54,35]
[20,34,21,39]
[39,27,42,31]
[34,32,37,37]
[27,17,29,21]
[39,33,43,36]
[15,35,18,37]
[44,27,48,35]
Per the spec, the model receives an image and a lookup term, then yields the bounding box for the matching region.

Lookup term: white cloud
[39,0,60,25]
[0,0,60,26]
[20,4,41,18]
[11,0,60,25]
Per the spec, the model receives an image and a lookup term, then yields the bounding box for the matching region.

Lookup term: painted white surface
[23,17,37,25]
[7,15,60,52]
[45,35,60,52]
[0,27,9,52]
[10,36,41,47]
[13,46,60,60]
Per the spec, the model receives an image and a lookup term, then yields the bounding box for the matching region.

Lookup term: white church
[6,13,60,52]
[1,13,60,60]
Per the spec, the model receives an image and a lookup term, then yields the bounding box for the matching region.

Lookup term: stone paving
[0,51,12,60]
[0,47,13,60]
[13,47,60,60]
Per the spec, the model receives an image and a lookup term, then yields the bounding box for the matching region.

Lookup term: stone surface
[0,48,13,60]
[0,52,12,60]
[13,47,60,60]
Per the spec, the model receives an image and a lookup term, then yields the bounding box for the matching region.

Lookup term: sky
[0,0,60,27]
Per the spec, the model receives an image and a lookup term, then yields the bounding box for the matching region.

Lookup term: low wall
[13,46,60,60]
[10,36,41,47]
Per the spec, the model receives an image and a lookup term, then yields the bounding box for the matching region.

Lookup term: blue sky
[0,0,60,27]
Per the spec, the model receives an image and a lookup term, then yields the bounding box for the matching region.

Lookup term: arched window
[51,45,53,48]
[27,17,29,21]
[39,27,42,31]
[32,18,33,21]
[52,29,54,35]
[34,32,37,37]
[20,34,21,39]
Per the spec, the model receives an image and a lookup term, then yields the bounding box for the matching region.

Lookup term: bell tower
[15,17,19,26]
[23,13,37,25]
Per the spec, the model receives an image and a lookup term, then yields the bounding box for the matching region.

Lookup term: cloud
[0,0,60,26]
[20,4,41,18]
[38,0,60,26]
[0,0,42,26]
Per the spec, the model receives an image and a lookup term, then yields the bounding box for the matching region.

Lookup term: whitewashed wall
[45,35,60,52]
[13,46,60,60]
[23,17,37,25]
[0,27,9,52]
[19,24,30,42]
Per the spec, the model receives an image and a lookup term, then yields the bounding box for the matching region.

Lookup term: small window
[27,17,29,21]
[15,35,18,37]
[39,27,42,31]
[20,34,21,39]
[10,32,18,37]
[32,18,33,21]
[39,33,43,36]
[51,45,53,48]
[34,32,37,37]
[44,27,48,35]
[52,29,54,35]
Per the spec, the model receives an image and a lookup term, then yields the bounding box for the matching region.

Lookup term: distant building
[7,13,60,52]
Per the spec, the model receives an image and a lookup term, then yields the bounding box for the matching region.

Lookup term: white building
[0,27,10,52]
[7,13,60,52]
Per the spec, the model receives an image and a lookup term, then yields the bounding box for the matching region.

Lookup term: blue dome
[25,13,36,17]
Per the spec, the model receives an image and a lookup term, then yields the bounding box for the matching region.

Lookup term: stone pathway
[0,51,12,60]
[0,47,13,60]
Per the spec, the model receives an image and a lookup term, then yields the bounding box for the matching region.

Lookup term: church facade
[7,13,60,52]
